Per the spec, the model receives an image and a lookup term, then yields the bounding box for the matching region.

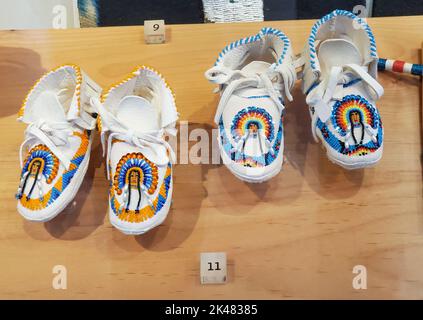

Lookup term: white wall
[0,0,80,30]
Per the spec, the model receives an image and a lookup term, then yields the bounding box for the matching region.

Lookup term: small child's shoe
[301,10,384,169]
[16,65,101,221]
[91,66,178,235]
[205,28,296,182]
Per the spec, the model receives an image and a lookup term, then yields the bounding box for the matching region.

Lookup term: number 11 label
[200,252,227,284]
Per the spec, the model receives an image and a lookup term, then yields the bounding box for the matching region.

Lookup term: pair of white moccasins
[205,10,384,183]
[16,65,177,235]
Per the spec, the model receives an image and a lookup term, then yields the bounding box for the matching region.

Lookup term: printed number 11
[208,262,221,271]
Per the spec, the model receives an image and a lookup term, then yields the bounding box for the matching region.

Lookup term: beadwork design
[235,157,265,168]
[110,162,172,223]
[331,95,379,136]
[316,95,382,156]
[18,130,90,210]
[21,145,59,184]
[230,106,275,142]
[220,114,283,168]
[113,153,159,196]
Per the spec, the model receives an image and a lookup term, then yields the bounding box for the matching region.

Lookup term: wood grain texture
[0,16,422,299]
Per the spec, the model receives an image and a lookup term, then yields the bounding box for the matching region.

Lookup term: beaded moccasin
[16,65,101,221]
[91,66,177,235]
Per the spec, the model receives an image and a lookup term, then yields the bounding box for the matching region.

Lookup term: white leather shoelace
[307,63,384,143]
[205,64,296,125]
[19,120,73,169]
[91,97,175,211]
[91,98,175,210]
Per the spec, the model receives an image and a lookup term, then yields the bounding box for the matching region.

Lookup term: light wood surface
[0,16,422,299]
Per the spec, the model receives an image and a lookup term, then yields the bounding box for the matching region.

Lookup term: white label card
[144,19,165,44]
[200,252,227,284]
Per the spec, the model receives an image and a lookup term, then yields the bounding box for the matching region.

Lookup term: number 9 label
[144,20,165,44]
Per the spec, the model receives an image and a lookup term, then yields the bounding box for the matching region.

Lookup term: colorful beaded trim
[113,152,159,196]
[318,95,382,156]
[219,111,283,168]
[230,106,275,142]
[18,130,90,210]
[110,162,172,223]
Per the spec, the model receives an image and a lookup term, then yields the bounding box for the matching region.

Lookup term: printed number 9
[153,24,159,31]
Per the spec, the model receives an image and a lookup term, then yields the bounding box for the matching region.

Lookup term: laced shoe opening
[221,33,289,70]
[313,15,373,65]
[102,67,177,132]
[27,66,78,113]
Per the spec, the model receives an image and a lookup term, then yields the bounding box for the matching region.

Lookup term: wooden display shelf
[0,16,422,299]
